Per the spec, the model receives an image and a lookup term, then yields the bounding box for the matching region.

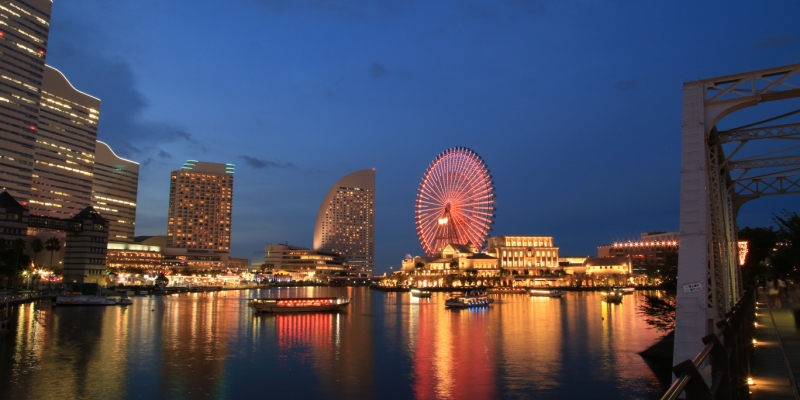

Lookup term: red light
[29,125,36,130]
[38,50,44,55]
[0,32,4,37]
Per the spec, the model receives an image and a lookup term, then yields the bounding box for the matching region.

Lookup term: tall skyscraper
[0,0,53,200]
[28,65,100,218]
[167,160,234,252]
[92,140,139,243]
[313,169,375,277]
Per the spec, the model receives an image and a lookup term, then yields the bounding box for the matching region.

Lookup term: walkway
[750,289,800,400]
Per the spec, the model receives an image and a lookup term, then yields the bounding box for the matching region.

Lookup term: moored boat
[602,289,624,304]
[445,290,493,308]
[56,294,117,306]
[116,296,133,305]
[530,289,566,298]
[249,297,351,313]
[410,289,432,298]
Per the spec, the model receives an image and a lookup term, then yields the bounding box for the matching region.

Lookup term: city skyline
[39,0,800,273]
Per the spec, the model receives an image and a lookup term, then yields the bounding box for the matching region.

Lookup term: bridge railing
[662,287,755,400]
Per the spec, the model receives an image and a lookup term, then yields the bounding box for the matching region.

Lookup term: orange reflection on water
[276,313,334,350]
[412,294,496,400]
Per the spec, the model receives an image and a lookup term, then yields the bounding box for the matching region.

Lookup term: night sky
[44,0,800,273]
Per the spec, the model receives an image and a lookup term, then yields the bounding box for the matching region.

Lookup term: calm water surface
[0,288,670,399]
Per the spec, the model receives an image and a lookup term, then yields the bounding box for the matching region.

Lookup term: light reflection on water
[0,288,669,399]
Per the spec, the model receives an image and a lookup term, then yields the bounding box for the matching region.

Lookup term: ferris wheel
[415,147,495,257]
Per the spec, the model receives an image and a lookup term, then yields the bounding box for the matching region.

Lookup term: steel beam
[729,155,800,170]
[718,122,800,143]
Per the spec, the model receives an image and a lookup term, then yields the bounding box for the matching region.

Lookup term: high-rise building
[167,160,234,252]
[0,0,53,200]
[313,169,375,277]
[91,140,138,243]
[29,65,100,218]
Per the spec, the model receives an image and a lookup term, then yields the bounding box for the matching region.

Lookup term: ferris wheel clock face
[415,147,495,257]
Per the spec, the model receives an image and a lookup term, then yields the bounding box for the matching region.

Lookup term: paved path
[750,289,800,400]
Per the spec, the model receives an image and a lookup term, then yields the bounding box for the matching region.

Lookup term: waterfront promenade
[751,290,800,400]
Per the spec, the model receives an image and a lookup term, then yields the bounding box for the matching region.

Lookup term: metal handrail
[661,287,755,400]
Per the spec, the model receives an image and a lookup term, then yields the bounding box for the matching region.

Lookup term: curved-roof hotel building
[313,169,375,277]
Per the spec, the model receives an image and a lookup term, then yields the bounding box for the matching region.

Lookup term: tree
[45,237,61,268]
[30,238,43,268]
[771,210,800,277]
[638,292,676,333]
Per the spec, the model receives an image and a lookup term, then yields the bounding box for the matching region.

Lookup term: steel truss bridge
[674,62,800,364]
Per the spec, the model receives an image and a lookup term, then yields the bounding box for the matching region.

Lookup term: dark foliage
[638,292,676,333]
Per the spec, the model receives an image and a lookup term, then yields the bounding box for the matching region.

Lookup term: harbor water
[0,287,670,399]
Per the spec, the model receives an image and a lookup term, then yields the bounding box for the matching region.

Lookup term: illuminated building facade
[92,141,138,243]
[584,256,633,275]
[0,0,52,201]
[486,236,560,273]
[106,243,162,269]
[29,66,100,218]
[313,169,375,277]
[265,243,347,281]
[167,160,234,252]
[598,232,679,273]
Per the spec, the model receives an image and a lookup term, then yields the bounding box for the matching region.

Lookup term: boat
[444,290,493,309]
[619,287,635,295]
[410,288,432,298]
[602,289,624,304]
[116,296,133,306]
[249,297,351,313]
[55,293,117,306]
[529,289,566,298]
[487,287,528,294]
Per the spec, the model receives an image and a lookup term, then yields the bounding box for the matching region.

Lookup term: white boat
[445,290,493,308]
[602,289,624,304]
[411,289,432,298]
[249,297,350,313]
[56,294,117,306]
[530,289,566,298]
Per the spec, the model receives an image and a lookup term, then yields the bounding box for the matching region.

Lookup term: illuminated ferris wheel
[415,147,495,257]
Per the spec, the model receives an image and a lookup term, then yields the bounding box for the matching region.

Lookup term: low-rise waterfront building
[265,243,347,281]
[486,235,560,274]
[598,232,678,274]
[106,243,162,269]
[63,207,109,284]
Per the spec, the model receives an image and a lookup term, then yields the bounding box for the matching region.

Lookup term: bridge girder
[674,63,800,366]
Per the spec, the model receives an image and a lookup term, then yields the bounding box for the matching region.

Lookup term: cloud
[239,155,297,169]
[45,31,205,165]
[755,33,795,48]
[614,80,639,92]
[370,62,390,78]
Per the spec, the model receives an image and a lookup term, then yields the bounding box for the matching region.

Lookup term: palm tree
[30,238,43,269]
[45,237,61,268]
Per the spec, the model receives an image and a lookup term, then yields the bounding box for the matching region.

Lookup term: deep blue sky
[45,0,800,273]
